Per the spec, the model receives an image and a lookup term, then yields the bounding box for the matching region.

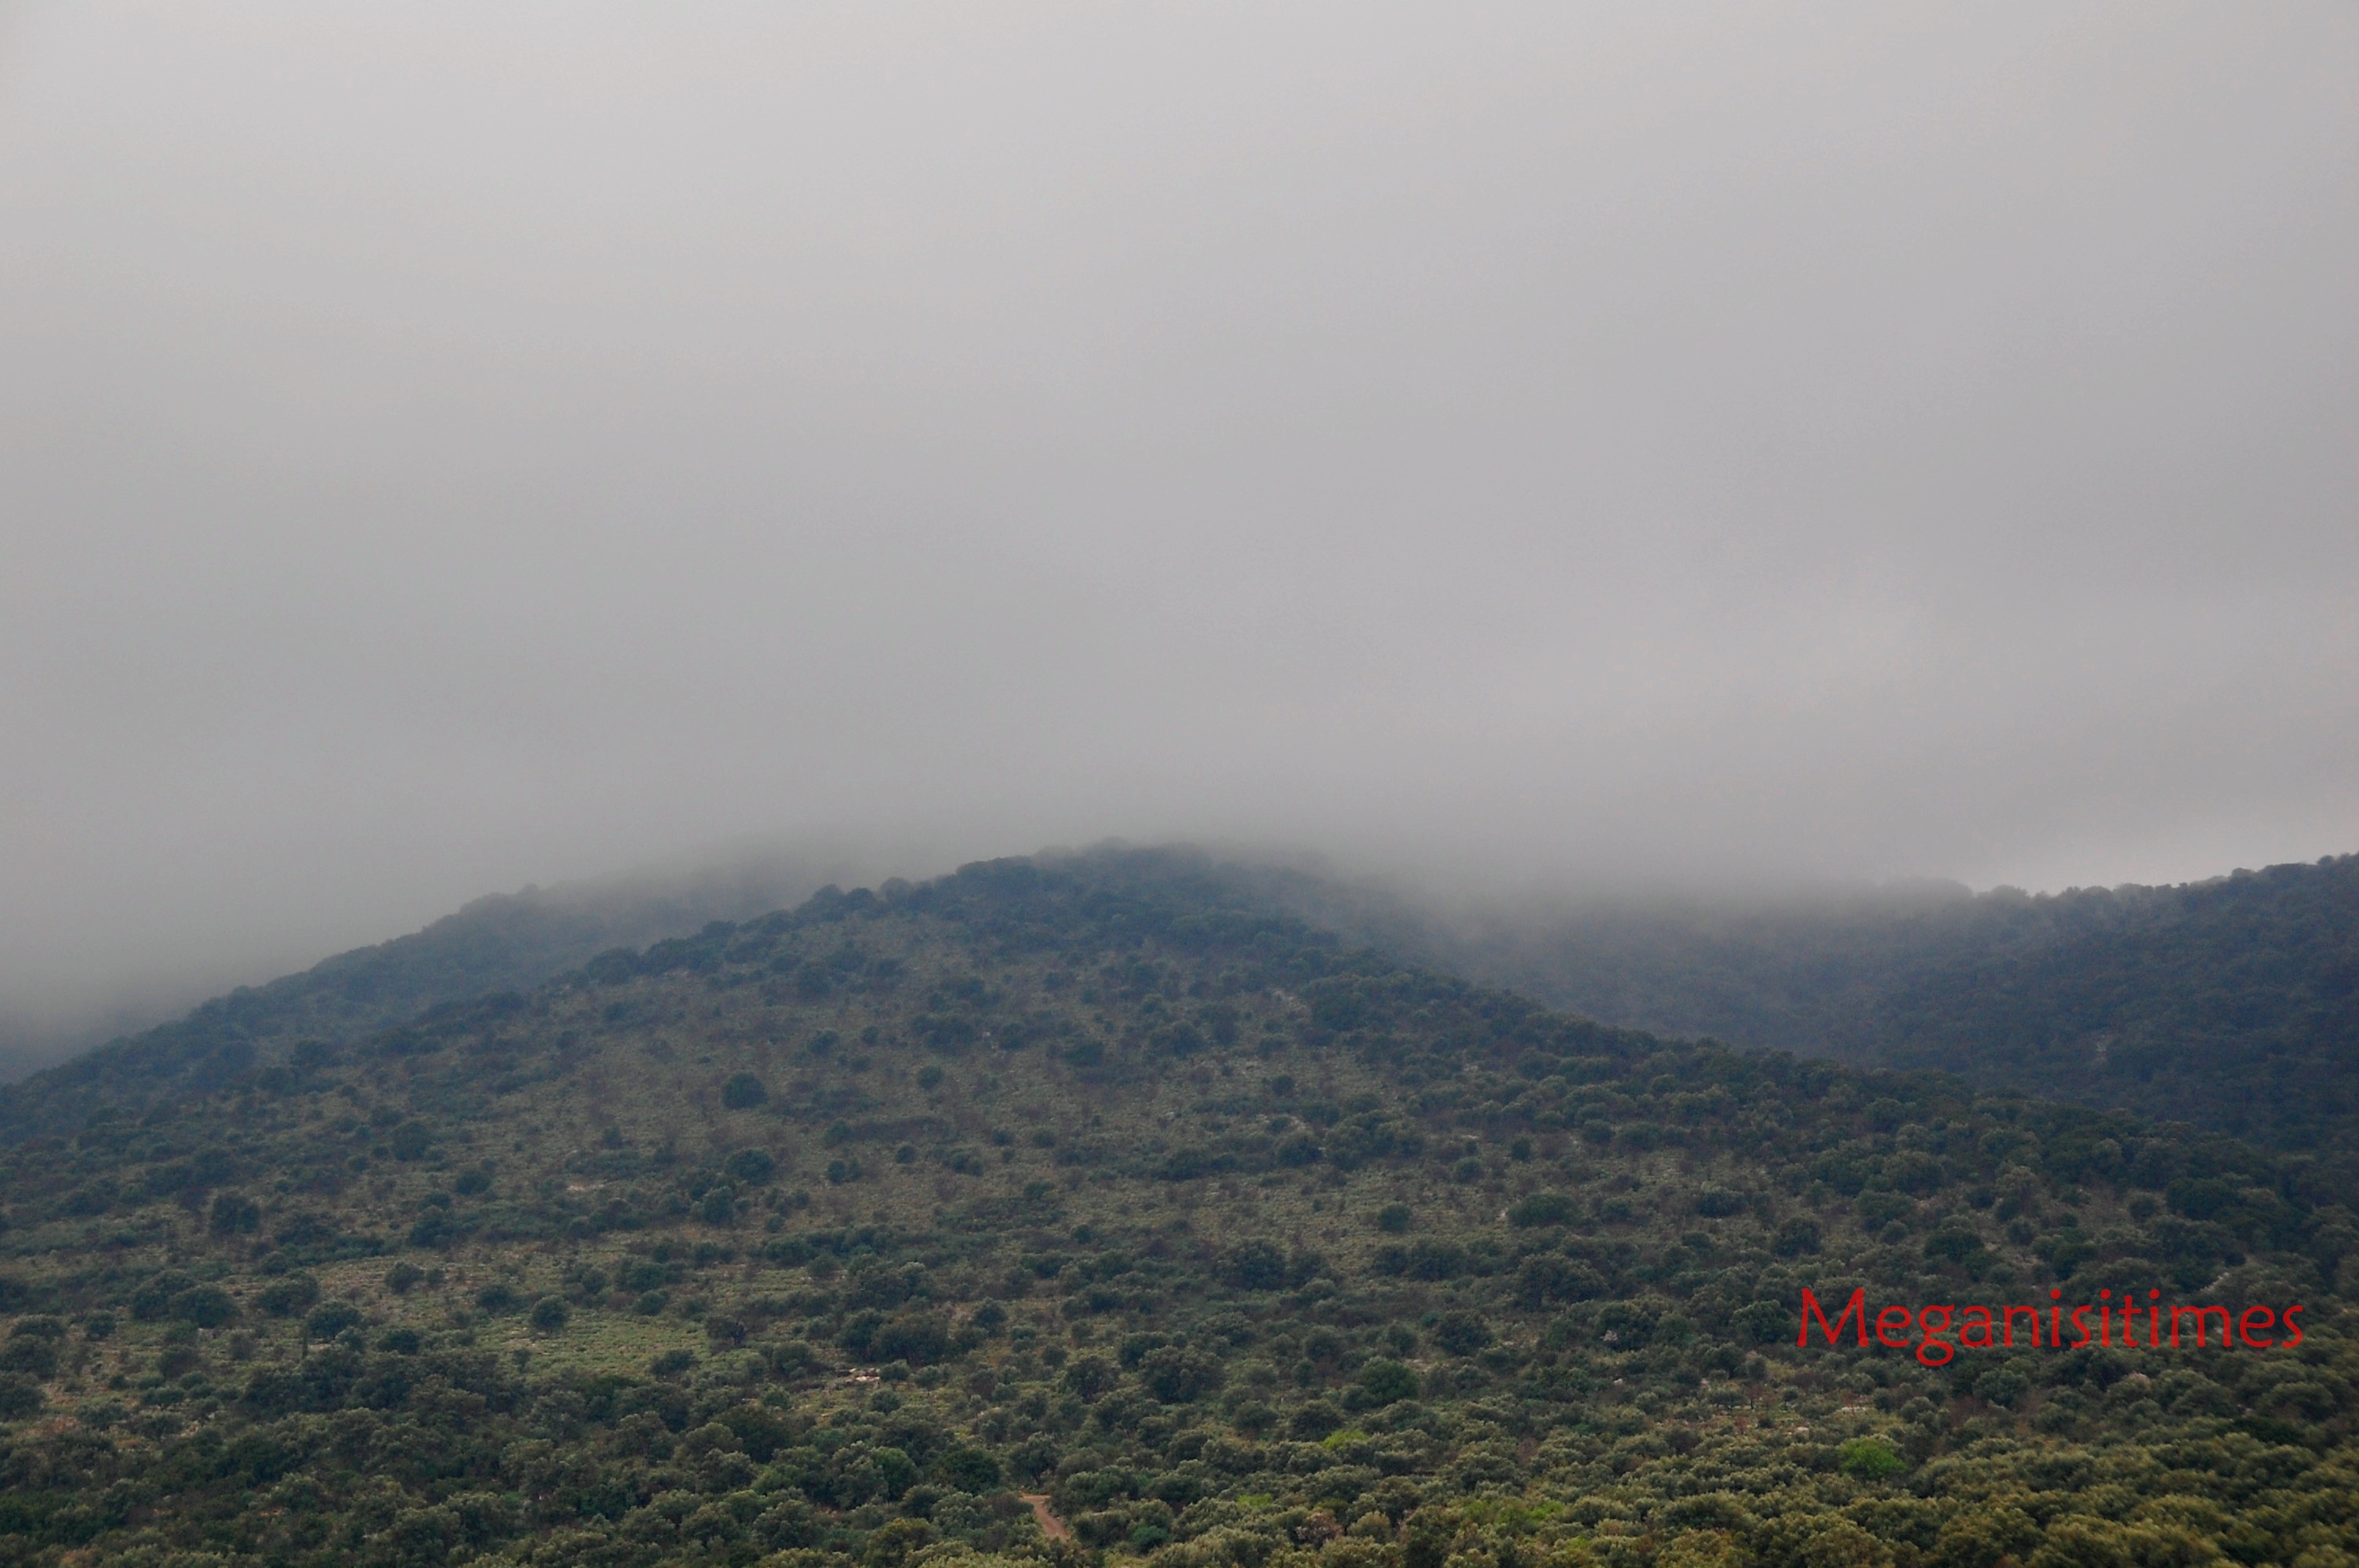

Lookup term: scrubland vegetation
[0,852,2354,1568]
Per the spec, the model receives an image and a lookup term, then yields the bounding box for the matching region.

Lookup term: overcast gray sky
[3,2,2355,1040]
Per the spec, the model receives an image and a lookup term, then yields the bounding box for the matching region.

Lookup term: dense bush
[0,850,2351,1568]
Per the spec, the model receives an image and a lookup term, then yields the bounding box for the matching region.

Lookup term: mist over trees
[2,7,2353,1566]
[0,855,852,1094]
[0,851,2355,1568]
[1386,855,2359,1174]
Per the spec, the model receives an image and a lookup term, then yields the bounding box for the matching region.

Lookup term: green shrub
[1839,1437,1907,1480]
[723,1149,776,1185]
[1507,1191,1576,1227]
[304,1300,362,1340]
[1358,1359,1420,1406]
[1431,1311,1492,1356]
[0,1374,42,1420]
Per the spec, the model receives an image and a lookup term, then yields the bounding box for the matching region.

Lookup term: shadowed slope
[1393,855,2359,1167]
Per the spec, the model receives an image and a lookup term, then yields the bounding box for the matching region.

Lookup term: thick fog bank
[4,5,2352,1068]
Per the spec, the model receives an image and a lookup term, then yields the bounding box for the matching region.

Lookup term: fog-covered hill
[0,859,837,1124]
[1390,855,2359,1169]
[0,850,2352,1568]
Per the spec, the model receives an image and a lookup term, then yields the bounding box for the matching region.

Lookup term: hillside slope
[1,850,2356,1568]
[1415,855,2359,1163]
[0,859,834,1124]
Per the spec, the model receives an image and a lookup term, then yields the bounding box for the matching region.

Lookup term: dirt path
[1019,1494,1070,1541]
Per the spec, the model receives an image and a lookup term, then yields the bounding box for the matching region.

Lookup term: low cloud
[2,4,2353,1051]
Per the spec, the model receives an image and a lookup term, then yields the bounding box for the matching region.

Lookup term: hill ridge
[0,861,839,1134]
[0,848,2354,1568]
[1396,851,2359,1164]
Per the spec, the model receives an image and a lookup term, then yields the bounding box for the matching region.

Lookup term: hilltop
[0,848,2355,1568]
[37,846,2357,1175]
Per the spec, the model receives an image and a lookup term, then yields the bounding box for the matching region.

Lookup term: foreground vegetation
[0,851,2354,1568]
